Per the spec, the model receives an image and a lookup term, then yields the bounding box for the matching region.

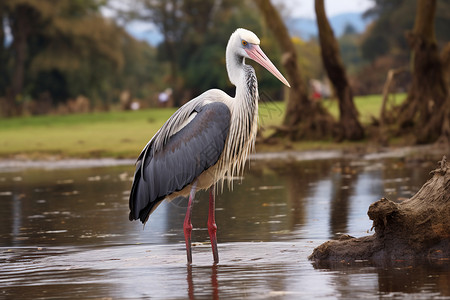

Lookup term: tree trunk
[0,5,6,94]
[6,5,33,116]
[254,0,335,140]
[314,0,364,141]
[397,0,449,144]
[309,156,450,265]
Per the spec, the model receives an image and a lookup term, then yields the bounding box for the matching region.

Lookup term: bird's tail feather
[129,161,163,223]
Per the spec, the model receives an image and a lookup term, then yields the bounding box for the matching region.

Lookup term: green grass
[0,93,406,159]
[0,108,176,158]
[258,93,406,136]
[323,93,406,124]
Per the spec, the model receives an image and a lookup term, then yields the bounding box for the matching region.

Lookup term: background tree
[357,0,450,95]
[0,4,7,94]
[1,0,50,115]
[363,0,450,61]
[0,0,162,116]
[315,0,364,141]
[396,0,449,143]
[1,0,115,114]
[254,0,335,140]
[136,0,187,106]
[338,25,364,76]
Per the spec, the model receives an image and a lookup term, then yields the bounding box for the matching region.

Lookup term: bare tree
[254,0,335,140]
[315,0,364,141]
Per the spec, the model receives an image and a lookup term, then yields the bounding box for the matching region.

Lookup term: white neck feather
[226,33,243,87]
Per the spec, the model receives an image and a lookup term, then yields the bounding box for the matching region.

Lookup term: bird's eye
[241,40,248,46]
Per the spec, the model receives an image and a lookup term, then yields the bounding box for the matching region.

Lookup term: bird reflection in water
[187,264,219,300]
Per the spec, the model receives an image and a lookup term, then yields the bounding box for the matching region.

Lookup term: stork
[129,28,290,264]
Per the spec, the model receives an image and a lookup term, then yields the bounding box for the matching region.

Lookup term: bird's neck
[226,54,258,102]
[231,64,258,138]
[235,65,258,106]
[219,59,259,189]
[226,51,244,87]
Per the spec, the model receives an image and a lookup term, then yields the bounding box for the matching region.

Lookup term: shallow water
[1,154,449,299]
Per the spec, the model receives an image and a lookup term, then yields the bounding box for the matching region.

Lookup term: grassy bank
[0,108,175,159]
[0,94,405,159]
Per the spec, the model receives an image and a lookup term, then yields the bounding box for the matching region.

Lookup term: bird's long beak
[245,45,291,88]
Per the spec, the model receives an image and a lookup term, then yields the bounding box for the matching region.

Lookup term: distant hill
[287,12,372,39]
[127,12,372,46]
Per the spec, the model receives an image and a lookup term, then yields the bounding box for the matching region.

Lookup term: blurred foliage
[292,37,324,83]
[338,30,364,75]
[361,0,450,61]
[0,0,165,114]
[354,0,450,94]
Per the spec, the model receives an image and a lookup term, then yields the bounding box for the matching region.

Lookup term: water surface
[1,153,449,299]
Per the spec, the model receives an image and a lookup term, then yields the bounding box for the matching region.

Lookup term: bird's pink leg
[184,182,197,264]
[208,185,219,264]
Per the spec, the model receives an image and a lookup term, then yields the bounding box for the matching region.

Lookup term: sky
[279,0,374,18]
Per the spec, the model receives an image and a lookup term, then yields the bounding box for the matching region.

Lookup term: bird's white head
[226,28,290,88]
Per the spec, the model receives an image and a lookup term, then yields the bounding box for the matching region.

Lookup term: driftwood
[309,156,450,264]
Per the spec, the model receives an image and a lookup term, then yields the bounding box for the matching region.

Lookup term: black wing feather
[129,102,231,223]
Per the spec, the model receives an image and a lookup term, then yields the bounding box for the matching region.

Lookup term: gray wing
[129,101,231,223]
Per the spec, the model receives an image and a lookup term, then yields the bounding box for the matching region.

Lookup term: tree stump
[309,156,450,264]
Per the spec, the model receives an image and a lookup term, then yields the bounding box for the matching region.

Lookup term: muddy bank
[0,158,135,172]
[252,144,445,161]
[0,144,445,172]
[309,156,450,264]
